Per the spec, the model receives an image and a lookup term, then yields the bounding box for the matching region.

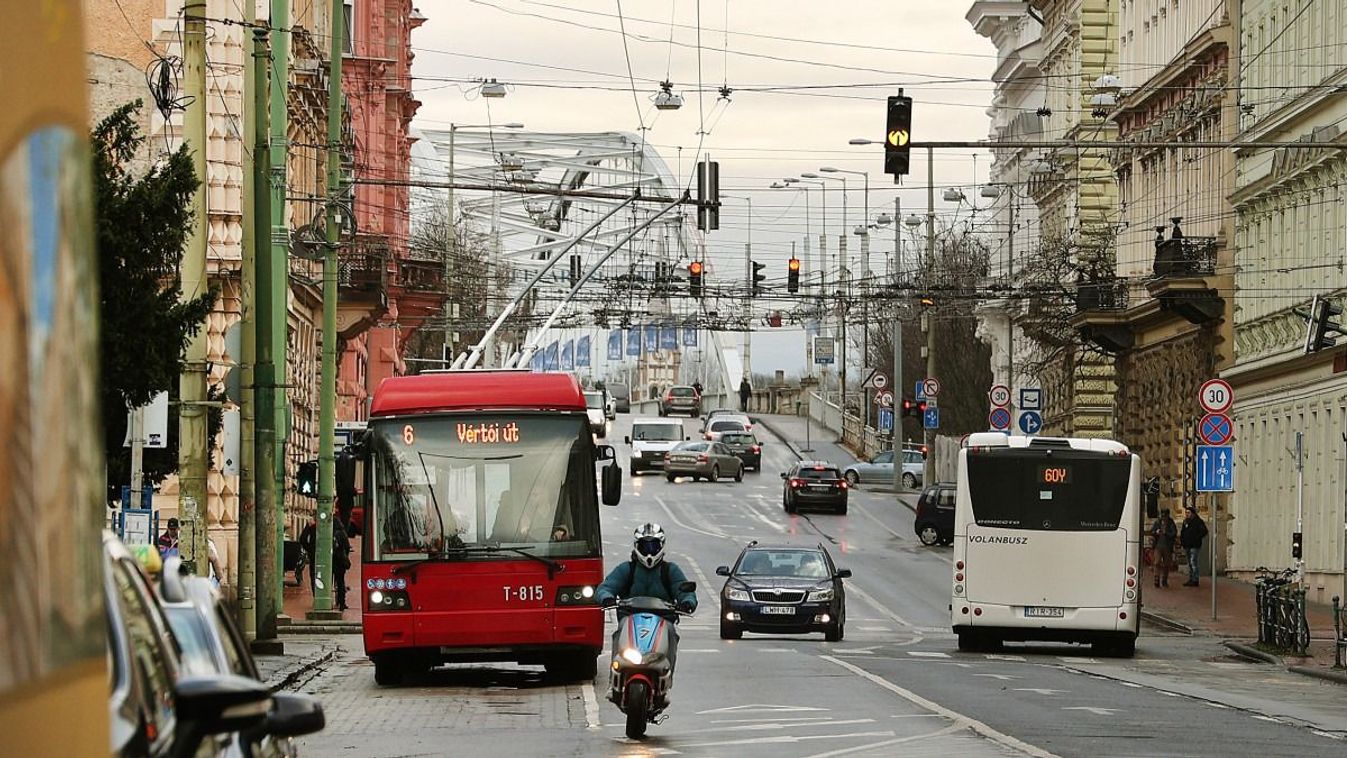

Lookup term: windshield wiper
[445,544,562,579]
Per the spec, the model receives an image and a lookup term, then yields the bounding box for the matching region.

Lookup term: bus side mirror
[596,444,616,461]
[601,463,622,506]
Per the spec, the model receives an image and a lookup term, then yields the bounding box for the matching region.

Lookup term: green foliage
[94,101,216,492]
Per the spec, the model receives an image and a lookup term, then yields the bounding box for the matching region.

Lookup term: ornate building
[1229,0,1347,601]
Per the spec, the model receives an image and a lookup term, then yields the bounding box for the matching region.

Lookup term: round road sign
[877,390,895,408]
[872,373,889,391]
[988,384,1011,408]
[1199,413,1234,445]
[1198,379,1234,414]
[989,407,1012,430]
[922,378,940,397]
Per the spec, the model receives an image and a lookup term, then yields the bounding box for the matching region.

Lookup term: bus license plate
[761,606,795,615]
[1024,606,1064,618]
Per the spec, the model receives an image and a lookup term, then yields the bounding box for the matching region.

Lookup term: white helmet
[632,522,666,569]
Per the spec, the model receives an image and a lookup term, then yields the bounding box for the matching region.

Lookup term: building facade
[1229,0,1347,602]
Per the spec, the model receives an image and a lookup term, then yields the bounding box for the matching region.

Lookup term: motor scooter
[605,585,695,740]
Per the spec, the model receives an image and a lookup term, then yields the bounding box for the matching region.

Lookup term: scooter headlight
[620,648,643,665]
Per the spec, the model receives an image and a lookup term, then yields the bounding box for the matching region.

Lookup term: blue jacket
[596,559,698,611]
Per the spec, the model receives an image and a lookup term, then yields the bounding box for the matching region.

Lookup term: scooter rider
[596,523,698,670]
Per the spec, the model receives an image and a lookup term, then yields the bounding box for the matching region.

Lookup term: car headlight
[620,648,643,665]
[632,450,642,458]
[726,588,750,602]
[807,588,834,602]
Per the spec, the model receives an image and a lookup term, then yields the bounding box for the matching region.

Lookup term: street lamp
[480,79,508,98]
[768,181,812,282]
[723,194,754,376]
[796,177,828,289]
[820,167,870,238]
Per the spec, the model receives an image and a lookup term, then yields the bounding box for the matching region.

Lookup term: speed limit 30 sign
[1198,379,1233,414]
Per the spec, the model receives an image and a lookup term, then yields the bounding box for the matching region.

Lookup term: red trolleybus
[358,371,622,685]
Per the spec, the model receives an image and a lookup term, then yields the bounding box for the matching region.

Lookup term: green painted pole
[238,5,262,642]
[179,0,210,577]
[270,0,291,620]
[311,0,345,615]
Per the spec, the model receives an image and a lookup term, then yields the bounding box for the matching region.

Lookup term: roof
[371,371,586,416]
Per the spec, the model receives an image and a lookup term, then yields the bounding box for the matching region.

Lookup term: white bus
[950,433,1142,657]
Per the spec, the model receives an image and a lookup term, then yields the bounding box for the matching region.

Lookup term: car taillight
[751,445,761,453]
[698,454,709,463]
[790,478,804,488]
[838,480,848,489]
[705,433,712,440]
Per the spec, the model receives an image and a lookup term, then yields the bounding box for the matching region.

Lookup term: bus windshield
[967,451,1131,531]
[368,414,599,560]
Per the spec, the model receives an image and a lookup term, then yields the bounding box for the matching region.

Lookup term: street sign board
[989,384,1011,408]
[877,408,894,432]
[923,406,940,429]
[1199,378,1234,414]
[871,372,889,390]
[876,390,895,408]
[1196,444,1234,492]
[1018,388,1042,411]
[1018,410,1043,435]
[1199,413,1234,445]
[915,380,926,401]
[922,378,940,397]
[814,336,836,365]
[989,407,1012,430]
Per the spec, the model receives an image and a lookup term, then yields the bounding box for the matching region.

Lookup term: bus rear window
[967,453,1131,531]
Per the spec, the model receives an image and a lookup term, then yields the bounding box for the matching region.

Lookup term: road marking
[581,682,602,730]
[849,500,913,544]
[821,655,1062,758]
[757,648,799,653]
[697,703,830,715]
[654,495,732,541]
[906,651,950,658]
[800,724,964,758]
[1062,706,1119,716]
[973,674,1020,681]
[1057,657,1097,664]
[679,648,723,653]
[986,654,1026,662]
[844,580,915,630]
[679,731,896,748]
[700,718,878,733]
[857,626,891,632]
[672,551,718,608]
[1013,688,1069,696]
[710,716,837,724]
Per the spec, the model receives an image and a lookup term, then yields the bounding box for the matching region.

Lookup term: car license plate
[1024,606,1065,618]
[761,606,795,615]
[808,484,831,491]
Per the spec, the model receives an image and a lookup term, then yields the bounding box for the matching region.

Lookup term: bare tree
[1012,232,1119,380]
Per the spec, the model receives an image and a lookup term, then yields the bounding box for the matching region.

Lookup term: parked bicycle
[1253,566,1309,656]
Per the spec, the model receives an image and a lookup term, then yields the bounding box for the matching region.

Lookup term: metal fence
[1255,576,1310,656]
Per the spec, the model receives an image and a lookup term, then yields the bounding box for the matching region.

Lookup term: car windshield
[710,420,745,432]
[670,387,696,397]
[722,433,756,445]
[583,392,604,409]
[632,423,681,441]
[368,414,600,560]
[737,550,830,579]
[796,467,840,480]
[674,442,708,452]
[967,450,1131,531]
[163,607,219,677]
[608,383,629,398]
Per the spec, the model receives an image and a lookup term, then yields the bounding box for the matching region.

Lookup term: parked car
[607,382,631,413]
[899,447,925,489]
[583,391,608,437]
[842,450,893,486]
[159,559,326,757]
[664,441,744,482]
[703,417,747,442]
[914,482,956,546]
[719,431,762,471]
[716,542,851,641]
[781,461,848,514]
[105,532,275,758]
[626,417,688,475]
[659,385,702,417]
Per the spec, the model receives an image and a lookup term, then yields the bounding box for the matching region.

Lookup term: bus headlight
[954,584,965,596]
[367,588,410,611]
[1125,589,1136,601]
[620,648,643,665]
[556,586,599,605]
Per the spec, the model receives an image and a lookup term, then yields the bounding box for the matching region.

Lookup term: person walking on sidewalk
[1149,509,1177,588]
[1180,505,1208,586]
[738,376,752,413]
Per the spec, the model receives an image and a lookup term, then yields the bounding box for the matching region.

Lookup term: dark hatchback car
[781,461,848,514]
[914,482,956,546]
[720,432,762,471]
[717,542,851,641]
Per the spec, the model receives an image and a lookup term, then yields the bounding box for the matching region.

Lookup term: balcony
[339,237,389,297]
[396,258,445,294]
[1072,278,1134,353]
[1148,235,1223,325]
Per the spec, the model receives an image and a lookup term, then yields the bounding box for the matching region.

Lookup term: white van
[625,417,687,476]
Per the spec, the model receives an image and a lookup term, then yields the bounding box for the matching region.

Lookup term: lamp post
[795,177,828,291]
[769,180,811,283]
[723,194,753,376]
[443,121,523,364]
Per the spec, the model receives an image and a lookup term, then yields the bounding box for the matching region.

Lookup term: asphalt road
[294,413,1347,757]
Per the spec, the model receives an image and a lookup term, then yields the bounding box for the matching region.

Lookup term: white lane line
[678,731,896,749]
[679,649,723,653]
[800,724,964,758]
[654,495,733,541]
[673,550,719,608]
[710,716,837,724]
[757,648,799,653]
[699,718,878,733]
[843,580,915,630]
[582,682,602,730]
[739,494,789,534]
[906,651,950,658]
[1057,657,1098,664]
[821,655,1062,758]
[857,626,891,632]
[849,500,912,544]
[986,654,1027,662]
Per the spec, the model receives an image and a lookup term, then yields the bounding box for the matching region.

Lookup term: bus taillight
[956,560,965,570]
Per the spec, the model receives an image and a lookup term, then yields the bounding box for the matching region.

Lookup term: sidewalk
[254,636,341,690]
[751,413,859,468]
[1139,561,1347,684]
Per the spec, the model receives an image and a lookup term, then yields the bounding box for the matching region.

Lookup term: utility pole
[923,146,936,486]
[311,0,346,617]
[178,0,210,576]
[1006,191,1015,391]
[892,313,903,492]
[255,0,291,646]
[238,3,264,642]
[1295,431,1305,583]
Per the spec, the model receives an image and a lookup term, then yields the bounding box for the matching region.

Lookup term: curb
[1223,640,1281,665]
[279,623,363,635]
[1288,665,1347,686]
[262,646,338,691]
[750,417,803,462]
[1139,610,1194,635]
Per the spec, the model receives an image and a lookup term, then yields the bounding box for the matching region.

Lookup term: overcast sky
[410,1,998,377]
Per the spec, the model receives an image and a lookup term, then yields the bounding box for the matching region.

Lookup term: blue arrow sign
[1018,410,1043,435]
[877,408,894,432]
[1196,444,1235,492]
[923,406,940,429]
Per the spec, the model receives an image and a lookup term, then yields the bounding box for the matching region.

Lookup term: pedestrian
[692,381,704,396]
[333,515,352,611]
[738,376,752,412]
[300,519,317,594]
[156,517,180,557]
[1180,505,1208,586]
[1149,508,1177,588]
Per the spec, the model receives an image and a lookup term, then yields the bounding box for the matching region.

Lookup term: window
[112,560,177,743]
[342,0,355,54]
[737,550,831,579]
[873,451,894,464]
[967,451,1131,531]
[795,467,840,481]
[163,608,218,677]
[710,420,745,432]
[632,423,681,442]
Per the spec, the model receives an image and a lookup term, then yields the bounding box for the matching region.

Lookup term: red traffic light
[689,261,704,275]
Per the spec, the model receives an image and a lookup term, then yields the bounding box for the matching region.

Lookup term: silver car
[664,441,744,482]
[842,448,924,488]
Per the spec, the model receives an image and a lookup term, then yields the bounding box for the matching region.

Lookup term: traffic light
[885,92,913,176]
[1303,294,1343,353]
[787,257,801,293]
[1292,531,1303,560]
[901,398,927,419]
[297,459,318,497]
[751,260,767,297]
[696,160,720,231]
[689,260,704,298]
